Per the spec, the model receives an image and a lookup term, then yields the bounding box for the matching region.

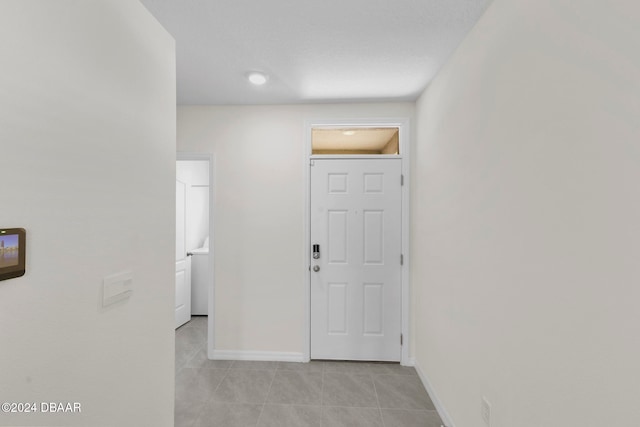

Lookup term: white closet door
[175,179,191,328]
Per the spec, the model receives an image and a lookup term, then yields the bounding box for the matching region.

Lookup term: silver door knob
[313,265,320,272]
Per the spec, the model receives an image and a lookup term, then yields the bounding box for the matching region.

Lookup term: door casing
[303,118,411,365]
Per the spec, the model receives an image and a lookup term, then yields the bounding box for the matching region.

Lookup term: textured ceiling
[139,0,491,105]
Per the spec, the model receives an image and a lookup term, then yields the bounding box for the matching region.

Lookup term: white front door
[175,179,191,329]
[310,159,402,361]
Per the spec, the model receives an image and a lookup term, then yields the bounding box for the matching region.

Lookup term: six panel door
[310,159,402,361]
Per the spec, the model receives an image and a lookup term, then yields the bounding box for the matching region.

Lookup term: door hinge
[400,254,404,265]
[401,334,403,345]
[401,174,404,186]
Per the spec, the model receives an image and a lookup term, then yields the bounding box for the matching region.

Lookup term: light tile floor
[176,316,444,427]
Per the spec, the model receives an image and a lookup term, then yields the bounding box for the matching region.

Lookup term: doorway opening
[304,119,411,365]
[176,152,215,359]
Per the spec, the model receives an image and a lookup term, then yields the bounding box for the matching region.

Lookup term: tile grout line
[184,342,205,369]
[199,330,227,425]
[191,391,216,427]
[371,373,387,427]
[254,367,278,427]
[175,318,211,427]
[320,362,325,427]
[193,329,229,427]
[177,323,206,371]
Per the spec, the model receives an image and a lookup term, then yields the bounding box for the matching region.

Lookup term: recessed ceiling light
[343,130,356,136]
[247,72,268,85]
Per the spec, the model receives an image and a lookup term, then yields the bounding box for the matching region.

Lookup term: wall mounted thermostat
[0,228,26,281]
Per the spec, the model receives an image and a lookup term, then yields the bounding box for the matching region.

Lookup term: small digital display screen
[0,234,20,268]
[0,228,26,281]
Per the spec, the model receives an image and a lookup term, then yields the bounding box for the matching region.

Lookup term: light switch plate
[102,271,133,307]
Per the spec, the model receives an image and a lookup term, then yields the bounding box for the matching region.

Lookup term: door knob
[313,265,320,272]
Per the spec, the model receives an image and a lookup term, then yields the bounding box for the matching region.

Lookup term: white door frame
[303,118,412,365]
[177,152,216,359]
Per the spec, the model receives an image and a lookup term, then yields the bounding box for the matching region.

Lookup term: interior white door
[175,179,191,329]
[310,158,402,361]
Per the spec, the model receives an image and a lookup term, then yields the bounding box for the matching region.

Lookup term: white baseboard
[212,350,305,362]
[414,362,456,427]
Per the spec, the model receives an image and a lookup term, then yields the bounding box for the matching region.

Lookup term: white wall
[413,1,640,426]
[177,103,414,355]
[0,2,176,426]
[177,160,210,251]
